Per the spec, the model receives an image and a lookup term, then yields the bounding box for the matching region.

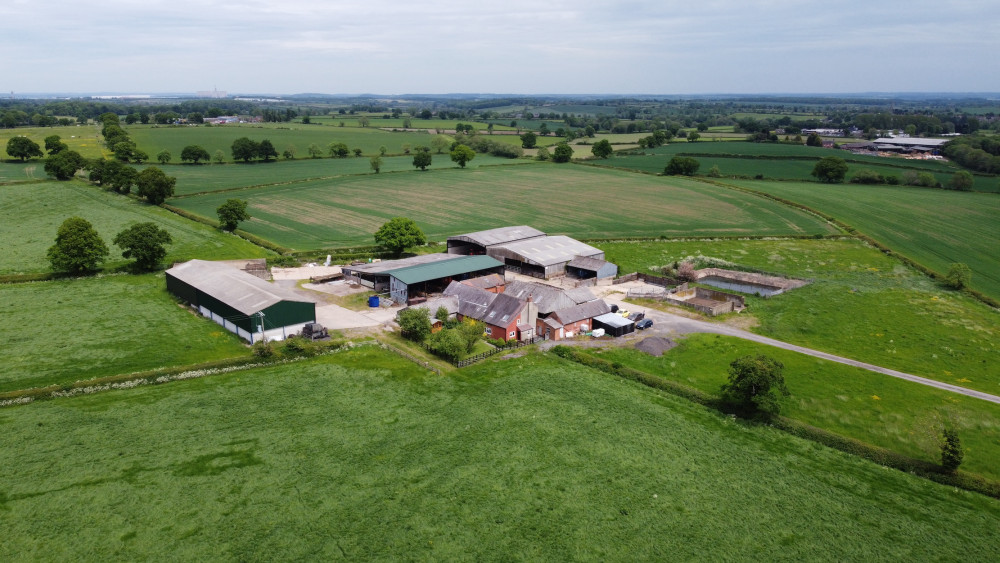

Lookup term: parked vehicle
[636,319,653,330]
[619,309,630,318]
[628,312,644,321]
[610,304,619,313]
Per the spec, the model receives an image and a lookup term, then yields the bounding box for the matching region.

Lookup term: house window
[509,330,516,338]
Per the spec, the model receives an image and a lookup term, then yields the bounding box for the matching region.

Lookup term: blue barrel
[368,295,380,307]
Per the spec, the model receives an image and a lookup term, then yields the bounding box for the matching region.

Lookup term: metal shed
[388,255,504,304]
[489,235,605,278]
[447,225,545,255]
[592,312,635,338]
[565,255,618,280]
[166,260,315,343]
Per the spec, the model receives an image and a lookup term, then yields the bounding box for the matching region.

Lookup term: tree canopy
[591,139,613,159]
[811,156,849,183]
[412,150,432,171]
[44,150,85,180]
[948,170,974,191]
[720,355,789,418]
[113,222,173,271]
[6,137,44,161]
[231,137,259,162]
[552,143,574,163]
[449,144,475,168]
[664,156,700,176]
[47,217,109,273]
[520,132,537,149]
[217,199,251,231]
[374,217,426,255]
[181,145,210,164]
[397,307,431,342]
[135,167,176,204]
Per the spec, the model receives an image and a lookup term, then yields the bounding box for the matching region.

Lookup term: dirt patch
[635,337,676,357]
[722,314,760,331]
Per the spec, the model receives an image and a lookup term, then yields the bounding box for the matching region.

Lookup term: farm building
[504,280,596,315]
[442,281,538,341]
[166,260,316,343]
[343,254,504,305]
[539,300,612,341]
[565,256,618,280]
[447,226,608,279]
[592,312,635,338]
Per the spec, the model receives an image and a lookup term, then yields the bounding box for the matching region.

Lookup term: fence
[379,342,441,375]
[441,336,544,368]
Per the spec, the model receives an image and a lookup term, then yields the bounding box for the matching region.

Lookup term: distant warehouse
[166,260,316,343]
[447,225,608,279]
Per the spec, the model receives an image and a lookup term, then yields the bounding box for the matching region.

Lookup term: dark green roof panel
[388,255,503,285]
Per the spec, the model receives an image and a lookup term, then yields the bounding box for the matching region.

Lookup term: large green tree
[44,150,85,180]
[258,139,278,161]
[217,199,251,231]
[811,156,849,183]
[44,135,68,155]
[328,142,350,158]
[135,167,176,204]
[180,145,210,164]
[397,307,431,342]
[948,170,974,191]
[113,222,173,271]
[6,137,43,161]
[374,217,426,255]
[449,144,475,168]
[47,217,109,273]
[552,142,574,163]
[231,137,259,162]
[664,156,700,176]
[591,139,613,159]
[720,355,789,418]
[520,132,537,149]
[412,150,432,171]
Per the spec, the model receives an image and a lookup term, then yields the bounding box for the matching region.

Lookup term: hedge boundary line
[551,345,1000,500]
[160,204,293,255]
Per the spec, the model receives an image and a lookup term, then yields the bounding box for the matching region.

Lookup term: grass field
[600,238,1000,393]
[157,154,531,196]
[2,347,998,560]
[0,181,271,274]
[168,164,837,250]
[127,123,432,162]
[1,124,106,159]
[592,333,1000,480]
[0,274,248,392]
[0,161,48,184]
[722,180,1000,301]
[606,142,999,192]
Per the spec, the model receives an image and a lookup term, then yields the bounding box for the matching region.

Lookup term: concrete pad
[272,266,342,281]
[315,303,381,330]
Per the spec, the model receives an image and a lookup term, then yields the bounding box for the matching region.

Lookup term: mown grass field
[723,180,1000,301]
[592,333,1000,481]
[0,181,270,274]
[0,274,248,392]
[157,154,531,196]
[1,125,106,159]
[2,347,998,560]
[600,238,999,393]
[127,123,431,162]
[168,164,837,250]
[0,161,48,184]
[606,142,998,192]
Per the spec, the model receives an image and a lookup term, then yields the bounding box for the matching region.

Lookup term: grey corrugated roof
[343,253,462,276]
[566,255,609,271]
[593,312,634,328]
[448,226,545,247]
[872,137,948,147]
[389,255,502,285]
[497,236,603,267]
[552,300,611,325]
[460,274,505,290]
[167,260,313,315]
[504,280,578,313]
[403,296,459,317]
[564,287,597,304]
[443,281,524,326]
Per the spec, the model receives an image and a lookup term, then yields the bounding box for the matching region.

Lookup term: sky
[2,0,998,96]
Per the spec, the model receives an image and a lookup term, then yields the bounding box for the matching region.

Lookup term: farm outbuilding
[447,225,545,255]
[565,256,618,280]
[386,255,504,305]
[166,260,316,343]
[447,226,609,279]
[592,312,635,338]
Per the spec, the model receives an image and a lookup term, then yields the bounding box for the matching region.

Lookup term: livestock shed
[387,255,505,305]
[565,256,618,280]
[592,312,635,338]
[447,226,608,279]
[342,254,463,291]
[166,260,316,343]
[447,225,545,255]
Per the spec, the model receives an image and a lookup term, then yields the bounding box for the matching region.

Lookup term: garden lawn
[1,347,998,560]
[0,274,249,392]
[599,238,1000,393]
[725,179,1000,301]
[168,164,836,250]
[0,180,270,274]
[592,334,1000,481]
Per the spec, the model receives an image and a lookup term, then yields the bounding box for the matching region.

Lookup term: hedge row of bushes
[552,346,1000,500]
[161,204,293,255]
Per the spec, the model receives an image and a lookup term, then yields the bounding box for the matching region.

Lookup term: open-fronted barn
[166,260,315,343]
[447,226,607,279]
[446,225,545,255]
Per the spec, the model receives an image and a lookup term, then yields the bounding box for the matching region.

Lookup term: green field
[1,125,106,159]
[0,274,248,392]
[157,154,531,196]
[0,161,48,184]
[723,180,1000,301]
[168,164,837,250]
[592,334,1000,480]
[0,181,270,274]
[2,347,998,560]
[127,123,431,162]
[600,238,1000,393]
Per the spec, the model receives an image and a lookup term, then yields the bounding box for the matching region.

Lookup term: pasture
[0,181,270,274]
[1,124,107,160]
[148,154,530,196]
[601,238,1000,393]
[168,164,837,250]
[2,347,998,560]
[724,180,1000,301]
[593,334,1000,481]
[127,123,431,162]
[0,274,248,392]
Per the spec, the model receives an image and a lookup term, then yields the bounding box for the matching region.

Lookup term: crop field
[723,180,1000,300]
[127,124,431,162]
[1,124,106,159]
[600,238,999,393]
[0,181,270,274]
[2,348,999,560]
[0,161,48,184]
[304,116,520,132]
[592,334,1000,480]
[168,164,837,250]
[147,154,530,196]
[0,274,248,392]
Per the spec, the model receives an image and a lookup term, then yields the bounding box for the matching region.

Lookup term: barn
[386,255,504,304]
[565,256,618,280]
[447,226,607,279]
[166,260,316,343]
[592,312,635,338]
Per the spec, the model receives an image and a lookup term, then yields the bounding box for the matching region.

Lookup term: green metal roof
[388,255,503,285]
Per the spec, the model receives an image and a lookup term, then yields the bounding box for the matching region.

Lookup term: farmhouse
[343,254,504,304]
[166,260,316,343]
[447,225,607,279]
[540,300,612,341]
[441,281,538,341]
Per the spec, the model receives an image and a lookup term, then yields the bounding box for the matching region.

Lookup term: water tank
[368,295,380,307]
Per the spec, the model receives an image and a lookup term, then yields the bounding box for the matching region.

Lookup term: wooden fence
[426,336,544,368]
[379,342,441,375]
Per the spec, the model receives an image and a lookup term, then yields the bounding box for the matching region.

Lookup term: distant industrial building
[166,260,316,343]
[447,225,607,279]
